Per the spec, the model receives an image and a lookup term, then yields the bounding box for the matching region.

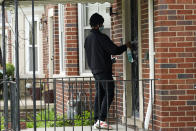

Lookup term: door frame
[122,0,143,127]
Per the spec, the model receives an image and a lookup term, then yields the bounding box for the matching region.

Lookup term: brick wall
[153,0,196,130]
[53,6,60,75]
[64,4,79,76]
[111,0,125,120]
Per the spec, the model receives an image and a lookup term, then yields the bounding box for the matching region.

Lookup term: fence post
[10,82,17,130]
[2,1,9,130]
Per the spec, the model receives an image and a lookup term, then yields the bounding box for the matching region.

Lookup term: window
[78,2,111,75]
[25,17,39,73]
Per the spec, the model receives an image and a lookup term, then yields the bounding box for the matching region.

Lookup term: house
[3,0,196,130]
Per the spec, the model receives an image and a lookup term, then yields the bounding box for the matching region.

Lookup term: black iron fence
[0,77,156,131]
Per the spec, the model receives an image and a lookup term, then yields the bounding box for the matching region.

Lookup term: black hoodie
[84,29,127,75]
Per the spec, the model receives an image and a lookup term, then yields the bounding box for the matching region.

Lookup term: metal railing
[0,77,156,131]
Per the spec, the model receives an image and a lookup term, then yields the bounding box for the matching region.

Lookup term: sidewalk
[21,125,145,131]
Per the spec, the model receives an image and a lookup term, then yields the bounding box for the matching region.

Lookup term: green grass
[26,109,94,128]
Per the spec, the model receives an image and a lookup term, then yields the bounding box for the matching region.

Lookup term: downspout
[144,0,155,129]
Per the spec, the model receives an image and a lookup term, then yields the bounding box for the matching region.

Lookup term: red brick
[177,10,193,14]
[156,42,176,47]
[169,26,184,31]
[156,85,177,90]
[186,79,196,84]
[179,117,194,121]
[179,96,194,100]
[186,26,196,30]
[170,47,186,53]
[156,53,177,58]
[170,112,185,116]
[162,107,178,112]
[169,79,186,84]
[169,69,184,73]
[155,16,168,21]
[185,48,196,52]
[170,101,185,106]
[186,5,196,9]
[178,106,193,111]
[162,117,177,122]
[155,37,169,43]
[169,5,184,9]
[186,69,196,73]
[169,37,185,42]
[178,53,192,57]
[156,69,169,73]
[187,122,196,126]
[160,128,178,131]
[177,0,192,3]
[170,122,185,127]
[177,32,193,36]
[187,90,196,94]
[178,63,193,68]
[157,21,176,26]
[169,58,184,63]
[159,0,176,4]
[178,85,194,89]
[157,58,169,63]
[156,32,176,37]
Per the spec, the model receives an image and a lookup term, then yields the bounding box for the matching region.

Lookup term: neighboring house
[7,6,45,78]
[5,0,196,131]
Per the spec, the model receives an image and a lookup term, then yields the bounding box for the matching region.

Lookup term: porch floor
[21,125,146,131]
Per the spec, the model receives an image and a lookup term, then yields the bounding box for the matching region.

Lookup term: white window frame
[58,4,65,74]
[78,3,111,76]
[25,16,40,74]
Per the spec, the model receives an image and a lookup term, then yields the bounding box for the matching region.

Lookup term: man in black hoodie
[84,13,131,129]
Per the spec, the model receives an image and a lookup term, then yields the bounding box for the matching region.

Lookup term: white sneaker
[94,120,113,130]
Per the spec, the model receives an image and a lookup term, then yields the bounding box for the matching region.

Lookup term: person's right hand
[125,41,131,49]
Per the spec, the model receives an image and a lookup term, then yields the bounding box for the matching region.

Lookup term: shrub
[6,63,15,78]
[26,109,94,128]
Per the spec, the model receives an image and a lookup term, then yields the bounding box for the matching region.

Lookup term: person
[84,13,131,130]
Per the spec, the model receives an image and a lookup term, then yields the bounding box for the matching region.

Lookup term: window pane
[98,3,111,27]
[29,47,38,71]
[85,3,98,26]
[85,3,110,27]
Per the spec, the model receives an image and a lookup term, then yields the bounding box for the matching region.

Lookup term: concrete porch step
[21,125,147,131]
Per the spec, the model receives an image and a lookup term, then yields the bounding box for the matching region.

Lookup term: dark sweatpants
[93,73,115,122]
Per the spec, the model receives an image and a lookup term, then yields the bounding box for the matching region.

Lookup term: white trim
[58,4,65,74]
[48,8,54,78]
[144,0,155,129]
[78,3,85,75]
[78,3,92,75]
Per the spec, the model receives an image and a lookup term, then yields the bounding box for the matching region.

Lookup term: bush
[6,63,15,78]
[0,63,15,79]
[26,109,94,128]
